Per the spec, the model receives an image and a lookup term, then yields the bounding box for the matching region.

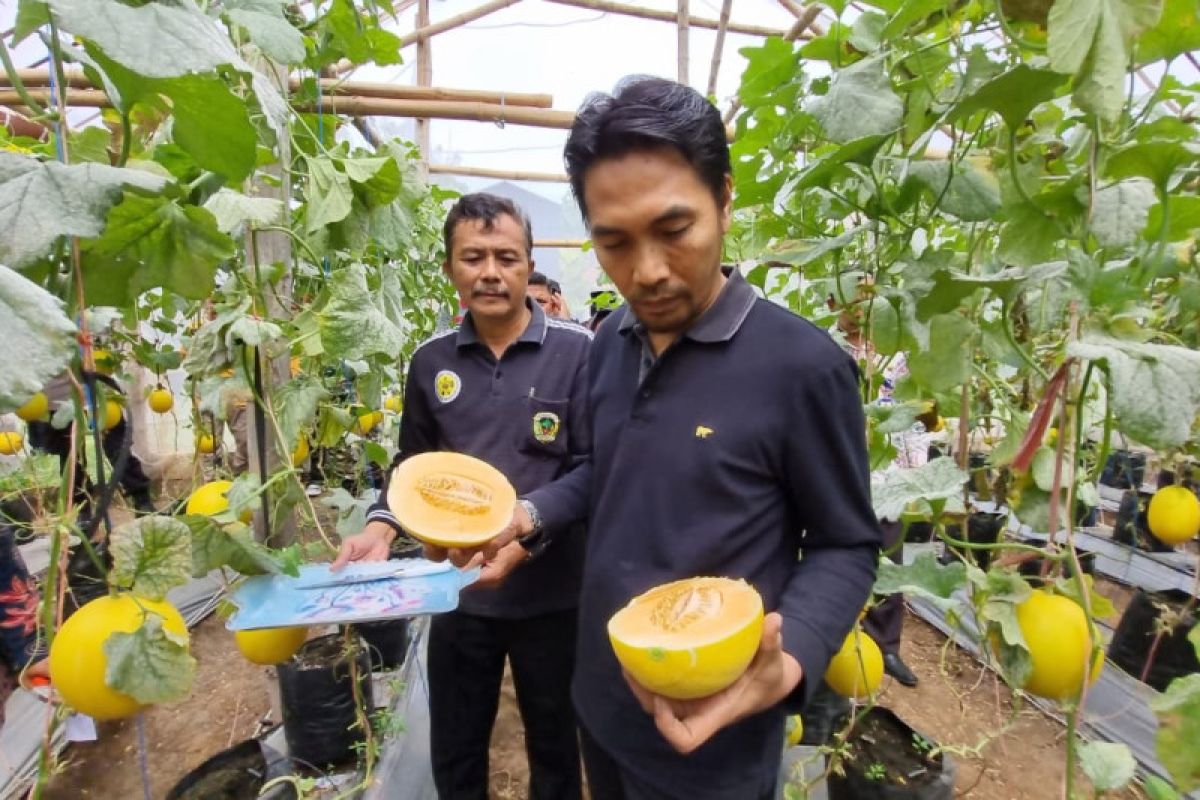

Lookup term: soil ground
[39,605,1152,800]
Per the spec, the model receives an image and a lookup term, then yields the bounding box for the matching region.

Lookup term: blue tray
[227,560,480,630]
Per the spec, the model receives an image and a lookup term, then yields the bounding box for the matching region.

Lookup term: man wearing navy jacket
[471,77,884,799]
[335,193,591,800]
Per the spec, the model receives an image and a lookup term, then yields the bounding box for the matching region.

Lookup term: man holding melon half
[334,193,592,799]
[544,78,880,798]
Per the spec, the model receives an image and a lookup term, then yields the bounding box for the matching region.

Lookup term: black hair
[563,76,731,220]
[528,270,550,287]
[443,192,534,258]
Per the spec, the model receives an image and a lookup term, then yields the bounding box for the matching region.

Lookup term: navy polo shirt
[570,269,882,797]
[366,299,592,619]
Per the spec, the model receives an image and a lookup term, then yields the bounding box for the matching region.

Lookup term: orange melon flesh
[608,577,764,700]
[387,451,517,548]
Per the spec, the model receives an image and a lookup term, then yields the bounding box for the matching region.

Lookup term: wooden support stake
[543,0,790,37]
[707,0,733,98]
[533,239,590,249]
[0,68,554,108]
[415,0,432,178]
[677,0,689,85]
[335,0,524,75]
[429,164,570,182]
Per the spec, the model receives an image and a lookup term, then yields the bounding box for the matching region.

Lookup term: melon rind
[608,577,764,700]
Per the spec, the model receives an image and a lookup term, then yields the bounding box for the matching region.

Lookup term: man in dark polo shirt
[332,193,591,800]
[472,78,884,798]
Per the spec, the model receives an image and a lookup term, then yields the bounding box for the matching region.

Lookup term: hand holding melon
[608,577,803,755]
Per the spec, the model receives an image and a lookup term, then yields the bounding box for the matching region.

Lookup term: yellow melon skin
[608,577,764,700]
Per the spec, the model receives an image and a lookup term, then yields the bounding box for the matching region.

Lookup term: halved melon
[386,452,516,548]
[608,577,764,700]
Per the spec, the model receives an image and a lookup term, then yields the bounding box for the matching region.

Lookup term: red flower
[0,576,40,637]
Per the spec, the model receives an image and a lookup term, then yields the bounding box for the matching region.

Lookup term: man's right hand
[331,521,395,570]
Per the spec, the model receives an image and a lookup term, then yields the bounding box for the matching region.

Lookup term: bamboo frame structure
[0,88,578,129]
[677,0,689,85]
[707,0,734,97]
[0,69,553,108]
[415,0,433,169]
[429,164,571,182]
[533,239,590,249]
[544,0,792,37]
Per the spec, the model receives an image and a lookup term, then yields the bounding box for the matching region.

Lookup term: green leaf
[322,0,402,66]
[849,11,888,51]
[83,195,234,305]
[1146,195,1200,241]
[305,156,354,232]
[917,267,1027,320]
[104,613,195,705]
[1047,0,1164,121]
[0,152,168,269]
[109,516,193,600]
[223,0,307,64]
[808,56,903,143]
[947,65,1065,131]
[1090,178,1157,248]
[343,155,402,207]
[202,188,284,236]
[1142,775,1182,800]
[873,551,968,612]
[13,0,51,44]
[274,376,328,449]
[228,317,284,349]
[870,457,969,520]
[1031,446,1063,491]
[764,229,862,268]
[1150,672,1200,791]
[48,0,287,139]
[867,400,924,435]
[182,514,283,577]
[318,265,405,361]
[0,266,78,412]
[880,0,945,38]
[999,204,1062,267]
[1067,335,1200,450]
[1137,0,1200,63]
[906,160,1001,221]
[364,441,392,469]
[736,38,800,108]
[69,127,114,165]
[793,134,891,192]
[1052,574,1117,619]
[321,488,372,539]
[164,75,257,183]
[906,314,975,391]
[1106,141,1199,191]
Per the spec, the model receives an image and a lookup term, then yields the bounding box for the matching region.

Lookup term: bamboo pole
[0,68,554,108]
[0,89,579,128]
[706,0,733,97]
[334,0,524,75]
[543,0,791,37]
[677,0,689,85]
[415,0,432,176]
[533,239,590,248]
[778,0,827,35]
[429,164,570,182]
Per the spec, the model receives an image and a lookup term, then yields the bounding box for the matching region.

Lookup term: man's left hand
[445,502,534,568]
[623,612,802,755]
[467,540,529,590]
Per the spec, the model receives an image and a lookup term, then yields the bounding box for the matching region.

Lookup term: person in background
[829,288,940,688]
[333,193,591,800]
[27,368,156,517]
[528,270,573,321]
[0,499,48,727]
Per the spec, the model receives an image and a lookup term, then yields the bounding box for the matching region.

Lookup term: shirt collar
[457,297,546,348]
[617,266,756,344]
